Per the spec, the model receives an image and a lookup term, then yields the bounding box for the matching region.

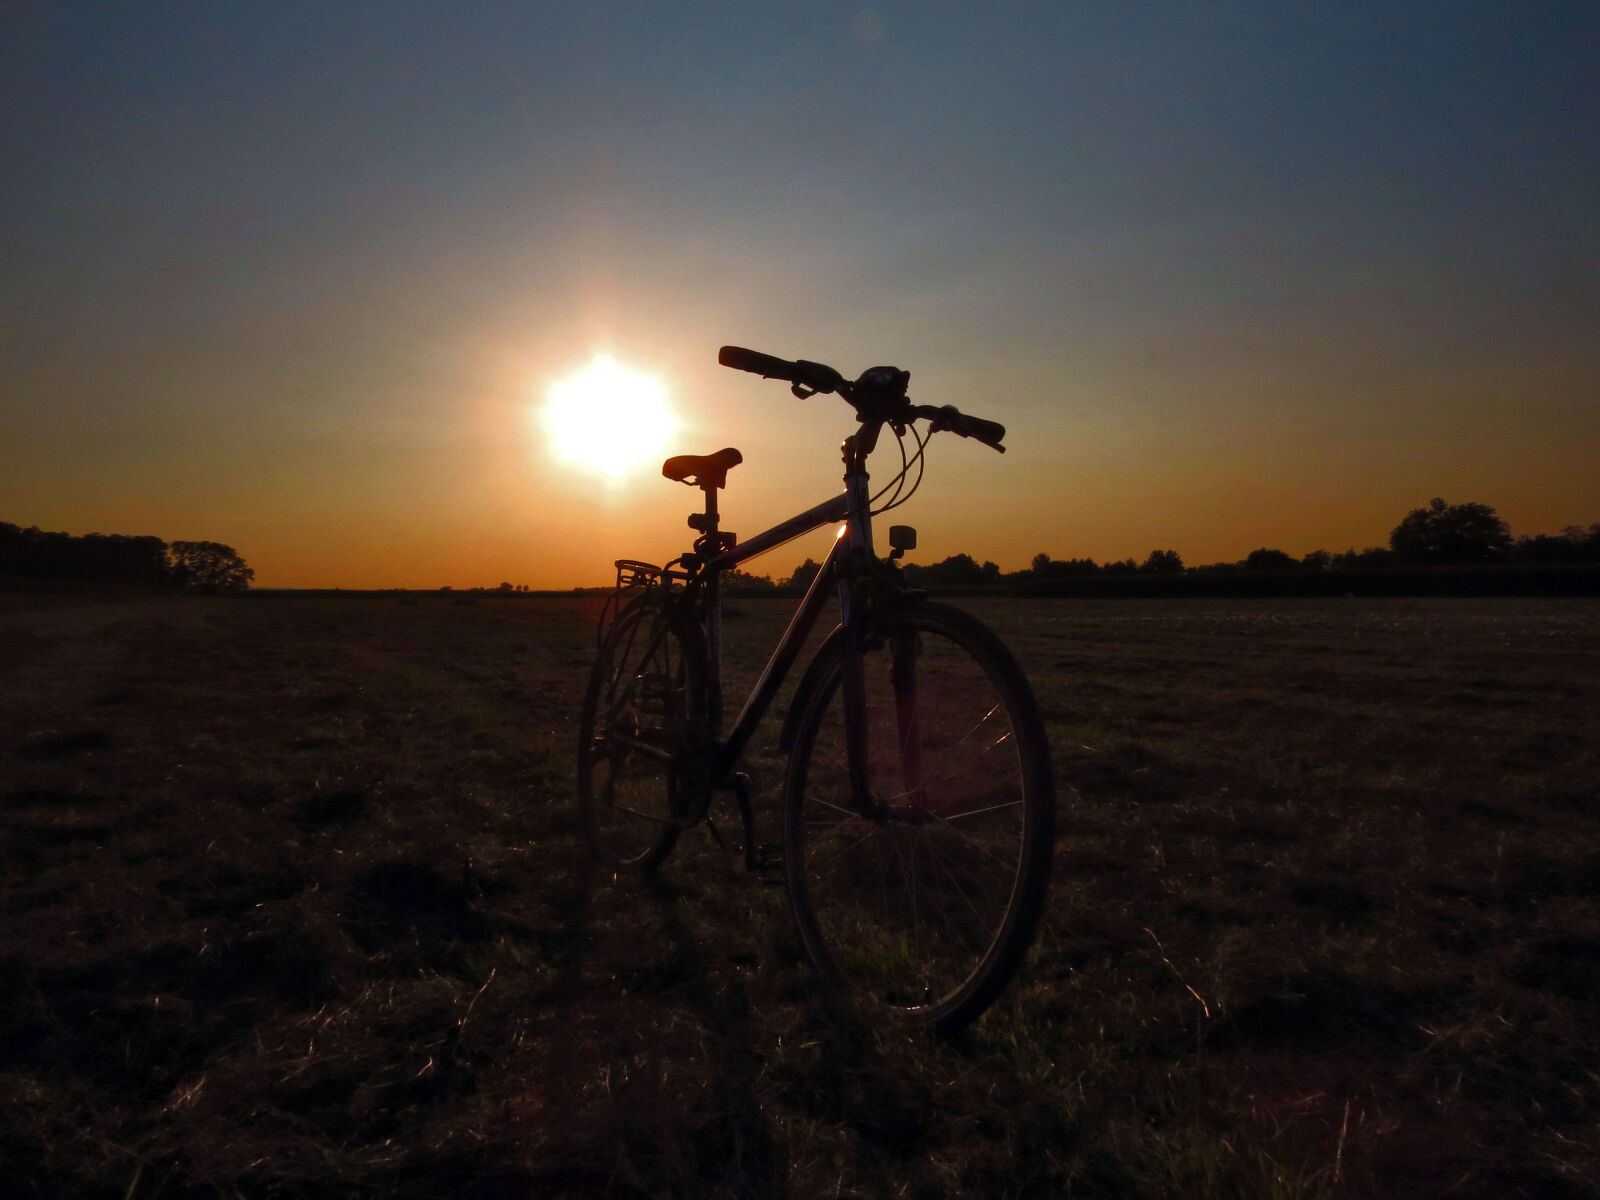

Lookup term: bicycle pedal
[756,842,786,885]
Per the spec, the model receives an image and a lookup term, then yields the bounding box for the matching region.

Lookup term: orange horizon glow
[11,416,1595,593]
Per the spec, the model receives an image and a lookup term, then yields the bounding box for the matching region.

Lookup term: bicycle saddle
[662,447,743,490]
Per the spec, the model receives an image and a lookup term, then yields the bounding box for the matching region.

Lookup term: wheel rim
[580,607,690,866]
[788,616,1034,1017]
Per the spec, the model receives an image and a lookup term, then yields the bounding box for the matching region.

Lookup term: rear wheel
[783,602,1054,1032]
[577,593,703,870]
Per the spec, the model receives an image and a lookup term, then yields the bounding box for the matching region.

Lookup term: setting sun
[544,356,675,478]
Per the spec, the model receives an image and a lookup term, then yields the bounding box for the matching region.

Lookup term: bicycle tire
[782,601,1054,1032]
[577,592,704,871]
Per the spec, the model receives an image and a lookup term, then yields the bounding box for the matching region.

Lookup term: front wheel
[782,602,1055,1033]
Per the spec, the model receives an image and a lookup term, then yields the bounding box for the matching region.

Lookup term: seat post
[698,482,724,736]
[689,484,719,551]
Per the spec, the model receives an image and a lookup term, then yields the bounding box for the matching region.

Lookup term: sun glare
[545,356,675,478]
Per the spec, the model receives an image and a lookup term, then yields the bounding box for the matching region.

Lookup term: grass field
[3,591,1598,1198]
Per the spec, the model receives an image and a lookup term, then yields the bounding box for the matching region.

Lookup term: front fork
[835,430,927,818]
[837,433,878,816]
[838,570,929,820]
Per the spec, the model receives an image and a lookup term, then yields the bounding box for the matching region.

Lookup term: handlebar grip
[719,345,795,379]
[962,414,1007,451]
[927,404,1006,452]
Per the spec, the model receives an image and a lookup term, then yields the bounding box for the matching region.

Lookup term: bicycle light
[889,525,916,560]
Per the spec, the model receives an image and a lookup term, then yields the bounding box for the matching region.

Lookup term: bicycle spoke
[804,816,879,874]
[805,791,863,820]
[937,798,1024,822]
[925,814,1019,875]
[604,731,674,762]
[923,830,1006,939]
[607,800,682,827]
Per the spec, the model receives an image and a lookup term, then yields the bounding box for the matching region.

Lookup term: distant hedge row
[0,522,253,592]
[1010,564,1600,599]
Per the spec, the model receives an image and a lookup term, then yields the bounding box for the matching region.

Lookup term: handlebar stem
[840,433,876,560]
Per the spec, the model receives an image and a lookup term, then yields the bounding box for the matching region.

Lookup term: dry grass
[2,591,1598,1197]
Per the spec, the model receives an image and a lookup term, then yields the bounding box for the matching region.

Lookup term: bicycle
[577,345,1055,1033]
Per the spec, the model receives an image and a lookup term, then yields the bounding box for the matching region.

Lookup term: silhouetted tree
[1511,534,1575,563]
[1511,525,1600,564]
[1390,498,1510,565]
[1244,548,1298,570]
[84,534,170,585]
[724,569,777,593]
[1140,549,1184,574]
[1028,553,1100,577]
[1302,549,1333,570]
[784,559,822,590]
[1103,558,1140,574]
[0,522,170,585]
[1338,546,1396,568]
[1570,524,1600,560]
[168,541,254,593]
[902,553,996,587]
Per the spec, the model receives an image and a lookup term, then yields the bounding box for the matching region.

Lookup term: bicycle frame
[682,432,882,790]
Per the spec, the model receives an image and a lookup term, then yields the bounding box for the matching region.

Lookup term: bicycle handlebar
[718,345,846,395]
[717,345,1006,452]
[717,345,795,379]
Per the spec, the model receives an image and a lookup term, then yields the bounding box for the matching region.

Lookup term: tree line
[0,522,254,592]
[1058,499,1600,577]
[9,499,1593,596]
[717,499,1600,593]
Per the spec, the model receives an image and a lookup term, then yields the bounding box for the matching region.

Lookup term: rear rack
[613,559,666,590]
[597,558,692,646]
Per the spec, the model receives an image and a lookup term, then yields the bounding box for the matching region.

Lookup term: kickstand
[704,774,747,857]
[732,773,755,865]
[732,772,785,884]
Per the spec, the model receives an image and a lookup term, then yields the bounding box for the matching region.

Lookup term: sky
[4,1,1597,588]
